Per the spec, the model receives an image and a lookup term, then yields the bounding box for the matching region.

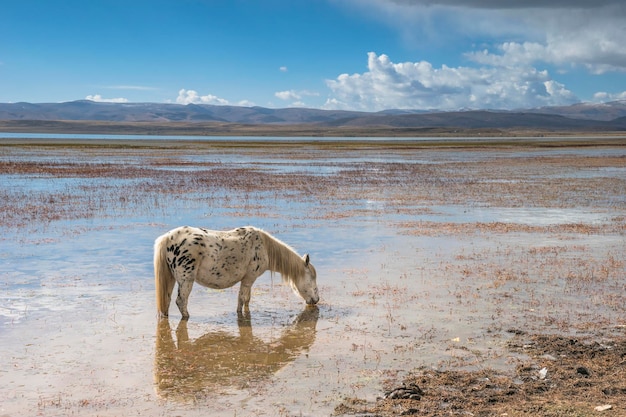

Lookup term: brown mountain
[0,100,625,133]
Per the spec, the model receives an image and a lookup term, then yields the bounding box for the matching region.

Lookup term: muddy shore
[1,137,625,416]
[2,119,626,138]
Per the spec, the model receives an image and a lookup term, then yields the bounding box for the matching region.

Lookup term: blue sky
[1,0,625,111]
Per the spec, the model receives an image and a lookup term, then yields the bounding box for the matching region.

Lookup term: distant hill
[528,100,626,121]
[0,100,625,133]
[0,101,370,124]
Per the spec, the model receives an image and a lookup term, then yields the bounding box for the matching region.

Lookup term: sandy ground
[1,138,625,416]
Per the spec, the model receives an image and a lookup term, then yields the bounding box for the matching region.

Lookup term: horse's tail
[154,233,175,317]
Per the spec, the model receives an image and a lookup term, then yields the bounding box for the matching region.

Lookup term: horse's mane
[258,229,305,285]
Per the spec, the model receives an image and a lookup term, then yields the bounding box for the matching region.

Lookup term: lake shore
[1,135,625,150]
[1,119,626,138]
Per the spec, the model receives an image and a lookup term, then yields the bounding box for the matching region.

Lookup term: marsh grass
[2,139,625,417]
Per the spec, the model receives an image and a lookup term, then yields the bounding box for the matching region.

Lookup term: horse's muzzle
[307,296,320,305]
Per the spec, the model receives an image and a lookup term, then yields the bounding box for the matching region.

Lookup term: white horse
[154,226,319,319]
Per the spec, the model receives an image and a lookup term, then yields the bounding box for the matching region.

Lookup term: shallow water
[1,139,625,416]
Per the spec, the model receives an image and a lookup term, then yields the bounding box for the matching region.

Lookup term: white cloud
[464,15,626,75]
[465,42,550,67]
[352,0,626,74]
[275,90,301,101]
[539,10,626,74]
[324,52,577,111]
[279,66,288,72]
[328,0,626,110]
[592,91,626,102]
[85,94,128,103]
[237,99,256,107]
[274,89,319,107]
[176,89,229,105]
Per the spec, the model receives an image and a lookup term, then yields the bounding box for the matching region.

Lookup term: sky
[1,0,625,112]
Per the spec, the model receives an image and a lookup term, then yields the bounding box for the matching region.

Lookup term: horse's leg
[237,275,256,315]
[175,278,194,320]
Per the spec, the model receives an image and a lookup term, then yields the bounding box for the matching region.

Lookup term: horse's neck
[259,231,302,282]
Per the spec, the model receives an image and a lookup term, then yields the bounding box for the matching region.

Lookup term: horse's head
[292,254,319,306]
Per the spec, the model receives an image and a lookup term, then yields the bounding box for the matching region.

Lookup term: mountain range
[1,100,626,133]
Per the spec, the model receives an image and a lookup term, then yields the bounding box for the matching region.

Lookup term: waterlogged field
[0,137,625,416]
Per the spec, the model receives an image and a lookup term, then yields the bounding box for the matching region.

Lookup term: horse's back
[168,225,205,237]
[160,225,262,263]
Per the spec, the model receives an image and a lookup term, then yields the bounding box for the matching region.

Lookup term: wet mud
[337,328,626,416]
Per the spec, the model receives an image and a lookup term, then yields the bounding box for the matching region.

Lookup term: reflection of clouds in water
[474,207,610,226]
[0,278,111,325]
[428,206,611,226]
[0,304,27,324]
[1,293,71,325]
[154,307,319,402]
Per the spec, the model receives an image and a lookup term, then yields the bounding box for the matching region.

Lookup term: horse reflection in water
[154,307,319,402]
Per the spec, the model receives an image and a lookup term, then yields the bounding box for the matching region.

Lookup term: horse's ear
[304,254,310,266]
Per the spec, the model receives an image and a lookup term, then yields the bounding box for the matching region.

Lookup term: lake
[1,137,625,416]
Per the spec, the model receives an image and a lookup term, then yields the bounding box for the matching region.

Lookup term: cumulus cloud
[275,90,301,101]
[322,0,626,110]
[237,99,256,107]
[176,89,229,105]
[85,94,128,103]
[464,11,626,74]
[324,52,577,111]
[356,0,626,74]
[275,89,319,107]
[593,91,626,102]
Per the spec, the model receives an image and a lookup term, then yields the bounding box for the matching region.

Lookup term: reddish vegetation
[1,139,625,416]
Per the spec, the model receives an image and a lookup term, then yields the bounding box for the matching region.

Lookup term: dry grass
[335,329,626,417]
[2,140,625,230]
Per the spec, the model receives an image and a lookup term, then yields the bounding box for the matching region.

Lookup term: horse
[153,226,319,319]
